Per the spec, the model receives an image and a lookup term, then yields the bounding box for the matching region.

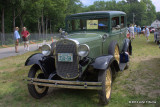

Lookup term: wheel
[108,41,120,64]
[28,65,49,99]
[98,67,112,105]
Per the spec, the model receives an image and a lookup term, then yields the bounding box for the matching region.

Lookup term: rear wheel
[98,67,112,105]
[28,65,48,99]
[108,41,120,64]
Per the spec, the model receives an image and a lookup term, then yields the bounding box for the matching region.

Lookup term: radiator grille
[55,39,79,79]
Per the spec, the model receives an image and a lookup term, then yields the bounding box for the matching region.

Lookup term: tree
[126,0,138,3]
[157,12,160,20]
[141,0,156,25]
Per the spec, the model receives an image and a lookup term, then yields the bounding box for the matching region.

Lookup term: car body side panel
[69,33,103,58]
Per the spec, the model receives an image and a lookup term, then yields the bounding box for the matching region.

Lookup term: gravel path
[0,41,53,59]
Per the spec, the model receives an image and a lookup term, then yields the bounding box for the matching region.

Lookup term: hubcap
[35,70,46,94]
[105,69,112,99]
[114,45,120,64]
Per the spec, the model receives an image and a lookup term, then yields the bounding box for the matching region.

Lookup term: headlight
[41,44,51,56]
[78,44,90,57]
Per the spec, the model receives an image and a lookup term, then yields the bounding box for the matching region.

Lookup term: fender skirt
[90,55,120,71]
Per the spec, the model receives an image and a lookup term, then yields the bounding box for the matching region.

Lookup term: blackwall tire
[28,65,49,99]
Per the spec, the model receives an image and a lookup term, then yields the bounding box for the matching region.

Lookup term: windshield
[66,18,109,32]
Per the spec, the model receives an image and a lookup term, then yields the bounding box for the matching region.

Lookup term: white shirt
[145,28,150,34]
[129,26,134,33]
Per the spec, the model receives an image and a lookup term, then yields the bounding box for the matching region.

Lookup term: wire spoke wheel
[105,69,112,99]
[114,45,120,64]
[34,70,46,94]
[98,67,112,105]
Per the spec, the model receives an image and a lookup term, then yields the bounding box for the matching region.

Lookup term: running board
[119,63,127,71]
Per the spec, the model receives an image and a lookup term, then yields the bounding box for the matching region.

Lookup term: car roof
[66,11,126,19]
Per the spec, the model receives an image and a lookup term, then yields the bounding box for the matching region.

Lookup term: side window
[121,16,125,28]
[112,17,120,31]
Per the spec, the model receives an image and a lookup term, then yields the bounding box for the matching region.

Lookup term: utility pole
[133,13,135,24]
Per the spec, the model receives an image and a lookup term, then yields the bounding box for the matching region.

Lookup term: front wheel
[98,67,112,105]
[28,65,49,99]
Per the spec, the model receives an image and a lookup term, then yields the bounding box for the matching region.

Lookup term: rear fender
[91,55,120,71]
[122,39,132,55]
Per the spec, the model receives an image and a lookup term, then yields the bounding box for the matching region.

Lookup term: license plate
[58,53,73,62]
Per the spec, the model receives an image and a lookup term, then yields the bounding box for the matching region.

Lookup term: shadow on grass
[124,57,160,107]
[147,41,159,46]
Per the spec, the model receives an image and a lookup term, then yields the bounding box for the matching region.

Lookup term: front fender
[91,55,119,71]
[25,53,56,78]
[25,53,44,66]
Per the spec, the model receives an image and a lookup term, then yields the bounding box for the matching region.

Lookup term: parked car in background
[154,28,160,44]
[149,27,155,33]
[25,11,132,105]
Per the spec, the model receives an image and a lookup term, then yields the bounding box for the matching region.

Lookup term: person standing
[137,26,141,38]
[134,25,137,38]
[145,26,150,41]
[21,27,30,51]
[129,24,134,39]
[14,27,20,53]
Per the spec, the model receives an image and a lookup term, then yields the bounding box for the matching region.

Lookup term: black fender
[90,55,120,72]
[25,53,56,78]
[122,39,132,55]
[25,53,44,66]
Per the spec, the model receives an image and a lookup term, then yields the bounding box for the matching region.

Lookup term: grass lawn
[0,34,160,107]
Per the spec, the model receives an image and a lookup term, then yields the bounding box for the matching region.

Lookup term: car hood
[67,33,103,44]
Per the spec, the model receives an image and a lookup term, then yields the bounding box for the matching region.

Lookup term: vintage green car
[25,11,132,104]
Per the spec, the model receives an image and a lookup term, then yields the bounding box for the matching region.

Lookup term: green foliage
[83,0,156,27]
[156,12,160,20]
[0,0,157,33]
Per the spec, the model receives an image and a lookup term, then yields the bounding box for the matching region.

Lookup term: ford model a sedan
[25,11,132,104]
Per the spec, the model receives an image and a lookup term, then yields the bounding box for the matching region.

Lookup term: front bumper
[27,78,102,90]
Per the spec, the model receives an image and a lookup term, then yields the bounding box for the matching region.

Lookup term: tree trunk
[50,20,52,34]
[38,18,41,40]
[19,15,24,29]
[41,9,44,39]
[45,17,48,40]
[13,8,15,32]
[1,8,5,45]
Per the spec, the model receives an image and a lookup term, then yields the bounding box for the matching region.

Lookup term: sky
[80,0,160,12]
